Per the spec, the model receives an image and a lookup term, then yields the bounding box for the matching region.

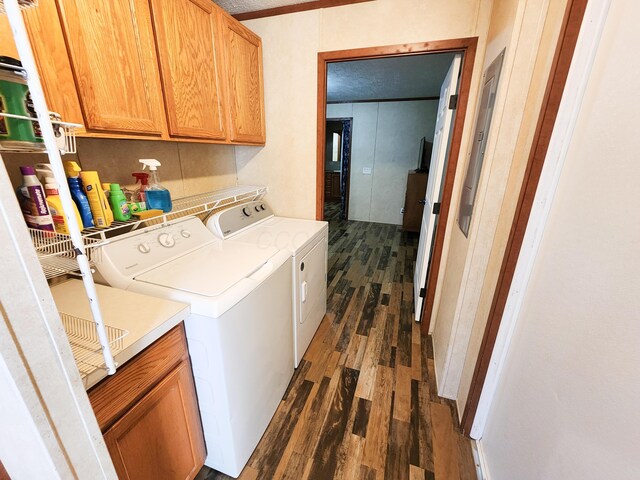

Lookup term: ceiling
[214,0,315,14]
[326,53,456,103]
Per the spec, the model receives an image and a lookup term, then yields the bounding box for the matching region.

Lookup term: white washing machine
[207,201,328,367]
[94,216,294,478]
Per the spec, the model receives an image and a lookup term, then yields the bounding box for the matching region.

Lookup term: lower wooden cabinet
[89,324,205,480]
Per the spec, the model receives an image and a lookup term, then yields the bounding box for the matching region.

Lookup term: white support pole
[4,0,116,374]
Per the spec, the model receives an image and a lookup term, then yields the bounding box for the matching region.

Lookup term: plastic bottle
[131,172,149,203]
[108,184,132,221]
[79,170,113,228]
[139,159,172,213]
[17,165,54,231]
[34,163,83,235]
[63,161,94,229]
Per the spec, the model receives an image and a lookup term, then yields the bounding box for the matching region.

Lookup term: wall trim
[472,439,490,480]
[327,96,440,104]
[463,0,612,439]
[234,0,374,21]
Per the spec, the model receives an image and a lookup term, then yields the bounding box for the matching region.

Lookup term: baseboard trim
[471,439,490,480]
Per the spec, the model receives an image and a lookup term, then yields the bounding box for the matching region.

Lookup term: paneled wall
[327,100,437,225]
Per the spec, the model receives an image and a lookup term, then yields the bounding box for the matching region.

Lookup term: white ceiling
[327,53,456,103]
[214,0,315,14]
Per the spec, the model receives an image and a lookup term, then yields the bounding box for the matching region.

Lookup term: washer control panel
[97,216,216,282]
[207,201,274,239]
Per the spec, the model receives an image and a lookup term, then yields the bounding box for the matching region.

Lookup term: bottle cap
[64,161,82,177]
[109,183,121,191]
[20,165,36,175]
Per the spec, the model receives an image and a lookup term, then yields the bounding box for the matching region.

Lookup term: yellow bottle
[79,171,113,228]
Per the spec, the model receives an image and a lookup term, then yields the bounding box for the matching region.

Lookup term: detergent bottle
[17,165,54,232]
[63,161,94,229]
[139,159,172,213]
[35,163,83,234]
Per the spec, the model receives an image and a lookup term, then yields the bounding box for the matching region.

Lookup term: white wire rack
[82,184,268,241]
[0,105,82,154]
[59,312,128,376]
[29,228,101,279]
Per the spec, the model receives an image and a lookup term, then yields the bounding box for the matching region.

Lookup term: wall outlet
[362,167,372,175]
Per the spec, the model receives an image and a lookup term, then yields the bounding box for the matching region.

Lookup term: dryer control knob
[158,233,175,248]
[180,230,191,238]
[242,207,252,217]
[260,204,266,211]
[137,242,151,254]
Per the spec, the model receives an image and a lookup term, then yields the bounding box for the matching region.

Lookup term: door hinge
[419,288,426,298]
[432,202,441,215]
[449,94,459,110]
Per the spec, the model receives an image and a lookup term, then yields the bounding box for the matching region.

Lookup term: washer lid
[134,242,279,297]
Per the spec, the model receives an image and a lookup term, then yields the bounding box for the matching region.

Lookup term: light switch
[362,167,372,175]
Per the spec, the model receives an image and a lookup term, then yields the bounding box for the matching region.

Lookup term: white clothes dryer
[207,201,328,367]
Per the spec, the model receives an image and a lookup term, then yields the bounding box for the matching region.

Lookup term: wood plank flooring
[198,216,477,480]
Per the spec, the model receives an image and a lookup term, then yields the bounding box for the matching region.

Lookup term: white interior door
[414,54,462,321]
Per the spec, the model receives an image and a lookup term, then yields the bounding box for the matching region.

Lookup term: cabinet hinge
[432,202,441,215]
[449,94,459,110]
[419,288,426,298]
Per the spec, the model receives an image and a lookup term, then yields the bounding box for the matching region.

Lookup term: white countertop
[51,279,190,390]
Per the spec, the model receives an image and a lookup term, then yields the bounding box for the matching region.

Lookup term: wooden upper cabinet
[56,0,166,135]
[150,0,227,140]
[221,16,266,144]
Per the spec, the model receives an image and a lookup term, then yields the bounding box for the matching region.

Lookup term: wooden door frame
[460,0,589,436]
[317,39,478,336]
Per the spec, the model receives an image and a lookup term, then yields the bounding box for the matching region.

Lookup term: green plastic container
[0,56,44,152]
[109,183,132,221]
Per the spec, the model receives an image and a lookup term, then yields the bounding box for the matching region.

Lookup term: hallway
[202,216,476,479]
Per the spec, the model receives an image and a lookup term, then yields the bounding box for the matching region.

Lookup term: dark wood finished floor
[198,216,477,480]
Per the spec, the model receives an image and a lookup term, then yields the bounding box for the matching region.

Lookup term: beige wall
[430,0,569,406]
[234,0,490,219]
[482,2,640,476]
[3,139,237,197]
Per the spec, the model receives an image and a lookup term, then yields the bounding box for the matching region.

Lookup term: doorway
[316,38,478,332]
[324,118,352,220]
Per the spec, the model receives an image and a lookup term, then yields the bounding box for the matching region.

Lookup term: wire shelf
[0,111,81,154]
[0,0,38,13]
[30,228,101,279]
[82,185,268,241]
[59,312,128,376]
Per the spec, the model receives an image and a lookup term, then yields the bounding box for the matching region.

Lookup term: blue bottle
[139,159,172,213]
[64,161,94,229]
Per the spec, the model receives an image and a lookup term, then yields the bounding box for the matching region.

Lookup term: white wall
[234,0,487,219]
[327,100,437,224]
[481,2,640,478]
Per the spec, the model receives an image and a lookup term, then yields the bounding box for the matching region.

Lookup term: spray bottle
[63,161,94,229]
[35,163,83,234]
[139,159,172,213]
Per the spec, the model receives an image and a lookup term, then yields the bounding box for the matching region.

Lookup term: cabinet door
[56,0,166,134]
[103,361,205,480]
[150,0,227,140]
[221,16,265,144]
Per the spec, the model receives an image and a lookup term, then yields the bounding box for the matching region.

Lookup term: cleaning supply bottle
[108,184,131,221]
[79,170,113,228]
[17,166,54,232]
[139,159,172,213]
[131,172,149,203]
[34,163,83,235]
[63,161,94,229]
